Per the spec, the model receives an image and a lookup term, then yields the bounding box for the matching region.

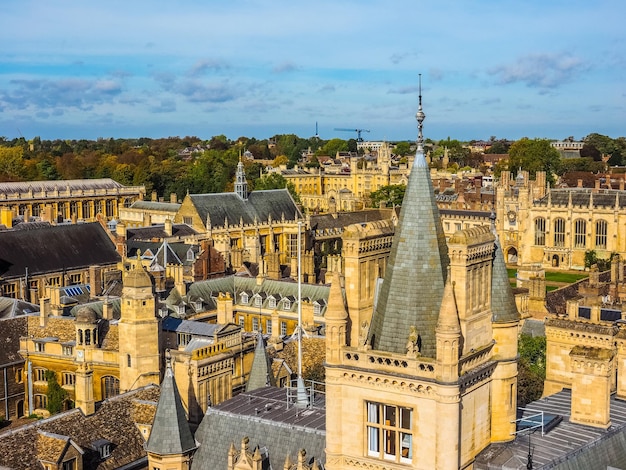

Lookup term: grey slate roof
[491,239,520,323]
[129,200,181,213]
[0,297,39,319]
[475,389,626,469]
[189,189,302,228]
[0,222,121,279]
[125,223,198,241]
[246,332,276,392]
[0,178,125,194]
[146,361,197,455]
[367,149,449,356]
[192,387,325,469]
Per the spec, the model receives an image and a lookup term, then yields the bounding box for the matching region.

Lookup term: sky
[1,0,624,143]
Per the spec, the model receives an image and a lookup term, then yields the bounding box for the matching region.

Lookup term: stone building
[495,170,626,270]
[0,178,145,225]
[0,222,122,303]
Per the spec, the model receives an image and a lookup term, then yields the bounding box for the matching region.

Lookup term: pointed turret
[246,331,276,392]
[146,352,197,466]
[491,238,519,323]
[368,77,449,357]
[325,268,348,363]
[235,154,248,200]
[436,271,461,383]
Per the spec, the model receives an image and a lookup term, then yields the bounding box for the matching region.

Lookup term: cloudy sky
[1,0,624,142]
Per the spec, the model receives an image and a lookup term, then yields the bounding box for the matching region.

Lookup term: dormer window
[283,300,291,310]
[177,304,185,315]
[268,297,276,309]
[187,249,195,262]
[34,342,44,352]
[99,444,111,459]
[314,302,321,315]
[254,296,262,307]
[241,293,249,304]
[195,300,203,311]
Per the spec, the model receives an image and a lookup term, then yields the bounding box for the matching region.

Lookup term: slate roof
[0,386,159,470]
[146,361,196,455]
[246,332,276,392]
[125,223,198,241]
[188,189,302,228]
[475,389,626,469]
[309,208,394,232]
[0,297,39,319]
[0,223,120,279]
[368,149,449,356]
[192,387,325,469]
[128,200,181,213]
[0,178,126,194]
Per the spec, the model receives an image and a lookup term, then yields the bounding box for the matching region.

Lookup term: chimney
[595,179,601,191]
[39,297,50,327]
[102,299,113,320]
[151,191,158,202]
[577,179,583,188]
[170,193,177,203]
[164,218,173,237]
[89,265,102,297]
[620,179,625,191]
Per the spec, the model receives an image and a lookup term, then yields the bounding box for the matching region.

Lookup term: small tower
[118,256,161,393]
[235,155,248,201]
[325,267,348,365]
[146,351,197,470]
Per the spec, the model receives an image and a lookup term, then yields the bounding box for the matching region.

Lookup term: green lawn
[544,272,588,283]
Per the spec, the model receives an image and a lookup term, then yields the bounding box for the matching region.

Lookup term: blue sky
[1,0,624,142]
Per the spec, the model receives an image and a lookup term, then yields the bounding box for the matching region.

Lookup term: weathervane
[416,73,425,152]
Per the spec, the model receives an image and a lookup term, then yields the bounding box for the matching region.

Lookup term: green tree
[393,141,412,156]
[485,139,511,154]
[254,173,301,204]
[368,184,406,208]
[517,334,546,406]
[316,138,348,157]
[508,138,561,185]
[46,370,68,415]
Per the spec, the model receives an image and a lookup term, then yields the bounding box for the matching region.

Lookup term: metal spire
[416,73,426,153]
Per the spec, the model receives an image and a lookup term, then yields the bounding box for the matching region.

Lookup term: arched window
[102,376,120,399]
[85,329,91,346]
[553,218,565,247]
[596,220,608,249]
[534,217,546,246]
[574,219,587,248]
[78,329,83,345]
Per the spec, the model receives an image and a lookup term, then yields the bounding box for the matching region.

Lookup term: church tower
[118,256,161,393]
[325,78,519,470]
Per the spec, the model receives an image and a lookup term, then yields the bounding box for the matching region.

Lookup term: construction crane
[334,128,370,142]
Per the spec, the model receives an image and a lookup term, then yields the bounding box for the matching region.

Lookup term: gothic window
[366,401,413,464]
[106,199,115,216]
[596,219,608,249]
[34,394,48,409]
[70,201,78,218]
[102,376,120,399]
[534,217,546,246]
[82,201,91,218]
[32,204,40,217]
[574,219,587,248]
[553,218,565,247]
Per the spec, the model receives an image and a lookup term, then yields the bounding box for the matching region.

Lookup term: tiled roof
[192,387,325,469]
[0,316,27,364]
[535,188,626,208]
[189,189,302,228]
[0,298,39,319]
[368,150,449,356]
[0,386,160,470]
[246,332,276,392]
[309,208,393,231]
[128,200,181,213]
[0,223,120,279]
[0,178,125,194]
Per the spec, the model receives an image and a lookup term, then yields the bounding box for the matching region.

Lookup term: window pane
[384,429,396,457]
[384,404,396,426]
[401,433,412,460]
[400,407,412,429]
[367,426,379,455]
[367,402,379,423]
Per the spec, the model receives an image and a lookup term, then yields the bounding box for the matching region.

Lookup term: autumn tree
[0,146,26,181]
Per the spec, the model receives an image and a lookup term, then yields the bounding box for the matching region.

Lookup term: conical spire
[325,269,348,322]
[491,238,519,323]
[246,330,276,392]
[367,80,449,357]
[146,351,196,455]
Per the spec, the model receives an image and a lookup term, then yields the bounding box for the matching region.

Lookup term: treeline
[0,134,327,200]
